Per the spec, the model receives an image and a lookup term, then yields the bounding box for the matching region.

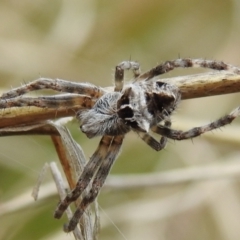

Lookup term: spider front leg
[114,61,141,91]
[137,58,240,80]
[152,106,240,140]
[0,78,104,99]
[63,135,124,232]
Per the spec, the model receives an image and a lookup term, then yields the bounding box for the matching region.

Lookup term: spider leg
[0,94,94,110]
[137,120,171,151]
[1,78,105,99]
[54,135,114,219]
[152,106,240,140]
[63,135,124,232]
[137,132,167,151]
[114,61,141,91]
[137,58,240,80]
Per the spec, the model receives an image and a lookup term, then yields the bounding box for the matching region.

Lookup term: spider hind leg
[153,106,240,140]
[54,135,114,219]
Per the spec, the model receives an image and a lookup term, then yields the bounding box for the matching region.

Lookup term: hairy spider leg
[152,106,240,140]
[136,120,171,151]
[63,135,124,232]
[0,78,104,99]
[54,135,114,219]
[137,58,240,80]
[0,95,94,110]
[114,61,141,91]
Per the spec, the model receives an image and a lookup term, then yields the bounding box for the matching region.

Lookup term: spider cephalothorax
[79,80,181,139]
[1,58,240,232]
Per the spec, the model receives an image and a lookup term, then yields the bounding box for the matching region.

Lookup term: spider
[1,58,240,232]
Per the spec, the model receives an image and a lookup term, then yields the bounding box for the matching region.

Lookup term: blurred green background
[0,0,240,240]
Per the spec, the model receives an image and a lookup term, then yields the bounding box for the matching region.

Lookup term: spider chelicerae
[1,58,240,232]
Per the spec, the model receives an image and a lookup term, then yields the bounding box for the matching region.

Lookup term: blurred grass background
[0,0,240,239]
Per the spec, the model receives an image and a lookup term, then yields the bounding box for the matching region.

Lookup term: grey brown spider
[1,58,240,232]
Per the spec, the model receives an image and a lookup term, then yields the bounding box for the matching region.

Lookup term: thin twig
[160,72,240,99]
[105,161,240,190]
[1,160,240,218]
[49,162,83,240]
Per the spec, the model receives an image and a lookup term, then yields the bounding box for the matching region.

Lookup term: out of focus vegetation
[0,1,240,240]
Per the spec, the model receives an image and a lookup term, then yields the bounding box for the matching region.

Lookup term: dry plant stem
[93,201,100,240]
[0,92,95,128]
[105,161,240,190]
[50,123,99,239]
[1,160,240,218]
[0,106,78,128]
[49,162,82,240]
[160,72,240,99]
[0,122,61,136]
[32,162,49,201]
[51,135,76,189]
[0,72,239,129]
